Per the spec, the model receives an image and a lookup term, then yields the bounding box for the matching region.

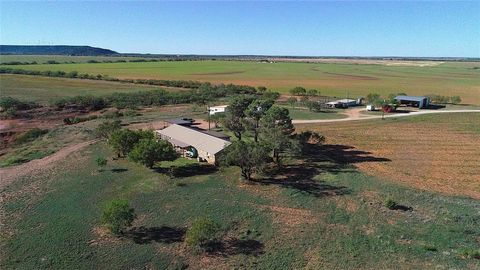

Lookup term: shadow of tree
[123,226,186,244]
[155,163,218,178]
[253,143,390,197]
[204,238,264,257]
[111,168,128,173]
[318,144,391,165]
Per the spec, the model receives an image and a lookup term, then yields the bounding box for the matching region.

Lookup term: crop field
[0,74,167,104]
[300,113,480,199]
[1,117,479,269]
[2,59,479,104]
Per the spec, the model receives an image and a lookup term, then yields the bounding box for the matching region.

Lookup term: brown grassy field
[299,113,480,199]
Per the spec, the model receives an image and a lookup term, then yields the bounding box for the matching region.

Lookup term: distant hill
[0,45,119,56]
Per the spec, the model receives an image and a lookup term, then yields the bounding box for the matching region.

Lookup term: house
[156,124,231,164]
[395,95,430,109]
[209,105,228,115]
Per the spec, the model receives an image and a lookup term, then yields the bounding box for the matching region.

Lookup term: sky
[1,1,479,57]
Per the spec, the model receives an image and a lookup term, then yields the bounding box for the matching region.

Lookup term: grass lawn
[0,74,165,104]
[1,138,479,269]
[285,107,347,120]
[2,60,479,104]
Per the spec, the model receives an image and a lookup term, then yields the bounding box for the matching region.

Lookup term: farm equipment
[382,104,397,113]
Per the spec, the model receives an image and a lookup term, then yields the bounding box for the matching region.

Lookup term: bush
[459,248,480,259]
[15,128,48,144]
[384,197,397,210]
[101,199,136,235]
[185,217,221,247]
[0,97,39,111]
[96,157,108,170]
[95,120,122,139]
[451,96,462,104]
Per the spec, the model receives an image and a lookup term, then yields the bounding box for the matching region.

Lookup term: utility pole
[207,105,211,130]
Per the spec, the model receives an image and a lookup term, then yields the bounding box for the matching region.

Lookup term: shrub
[450,96,462,104]
[15,128,48,144]
[384,197,397,210]
[95,120,122,139]
[96,157,108,170]
[185,217,221,247]
[459,248,480,259]
[101,199,136,235]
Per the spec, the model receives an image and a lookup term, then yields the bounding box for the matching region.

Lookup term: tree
[296,130,325,153]
[289,86,306,96]
[185,217,221,248]
[223,96,255,140]
[366,93,381,104]
[95,120,122,139]
[109,129,140,157]
[209,112,225,128]
[307,89,319,97]
[259,106,296,167]
[245,99,274,142]
[222,140,270,180]
[257,86,267,93]
[101,199,136,235]
[96,157,108,171]
[451,96,462,104]
[287,97,297,108]
[128,139,177,168]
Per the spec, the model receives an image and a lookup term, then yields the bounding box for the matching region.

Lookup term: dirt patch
[301,114,480,199]
[258,204,317,226]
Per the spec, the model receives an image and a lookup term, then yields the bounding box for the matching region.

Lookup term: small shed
[395,95,430,109]
[209,105,228,115]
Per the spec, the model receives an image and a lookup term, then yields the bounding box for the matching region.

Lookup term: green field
[2,114,479,269]
[0,74,166,104]
[2,59,479,104]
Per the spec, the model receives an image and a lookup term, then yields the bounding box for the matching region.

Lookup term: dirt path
[292,109,480,124]
[0,140,97,190]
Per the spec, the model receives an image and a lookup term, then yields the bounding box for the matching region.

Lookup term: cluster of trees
[96,122,177,168]
[428,95,462,104]
[286,96,324,112]
[289,86,320,97]
[0,97,40,119]
[220,95,323,180]
[0,61,38,65]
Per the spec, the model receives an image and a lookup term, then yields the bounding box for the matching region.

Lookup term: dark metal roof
[165,118,194,125]
[395,95,428,102]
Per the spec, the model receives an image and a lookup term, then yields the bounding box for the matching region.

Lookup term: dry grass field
[300,113,480,199]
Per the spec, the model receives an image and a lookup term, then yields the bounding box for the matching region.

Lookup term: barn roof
[395,95,427,102]
[156,124,231,155]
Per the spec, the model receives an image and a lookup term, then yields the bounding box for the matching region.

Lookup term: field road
[292,109,480,124]
[0,140,97,190]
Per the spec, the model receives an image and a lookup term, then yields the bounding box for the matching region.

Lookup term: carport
[395,95,430,109]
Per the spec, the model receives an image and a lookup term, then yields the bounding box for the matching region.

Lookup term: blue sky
[1,1,479,57]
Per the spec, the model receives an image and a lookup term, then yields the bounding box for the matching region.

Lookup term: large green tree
[221,140,270,180]
[223,96,255,140]
[108,129,155,157]
[244,99,274,142]
[128,139,177,168]
[259,106,297,166]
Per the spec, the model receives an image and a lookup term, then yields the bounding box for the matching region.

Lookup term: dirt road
[292,109,480,124]
[0,140,97,190]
